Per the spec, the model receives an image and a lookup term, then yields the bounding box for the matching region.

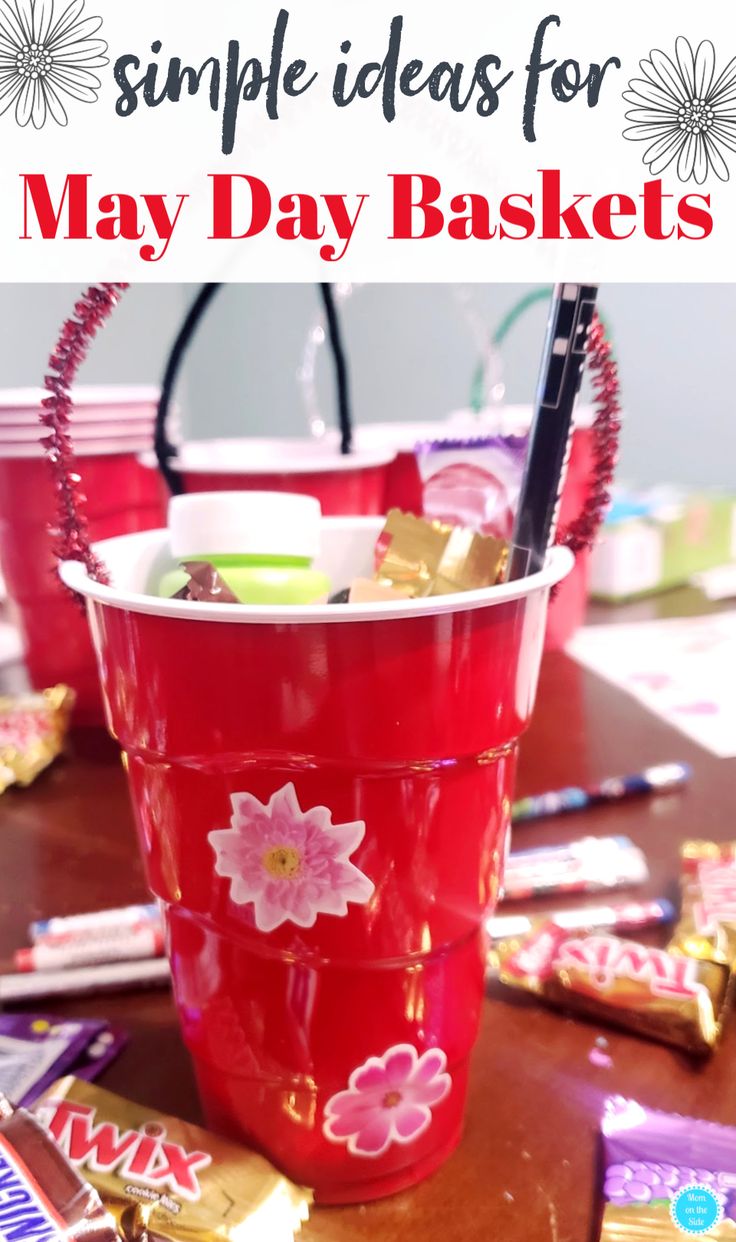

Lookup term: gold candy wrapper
[495,921,730,1055]
[669,840,736,969]
[34,1077,310,1242]
[0,685,74,794]
[374,509,509,597]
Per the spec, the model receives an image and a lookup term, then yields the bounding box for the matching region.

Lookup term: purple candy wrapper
[71,1024,128,1081]
[600,1097,736,1239]
[0,1012,107,1106]
[415,434,528,541]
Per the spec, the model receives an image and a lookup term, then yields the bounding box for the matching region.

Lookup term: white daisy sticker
[623,37,736,185]
[208,783,375,933]
[0,0,109,130]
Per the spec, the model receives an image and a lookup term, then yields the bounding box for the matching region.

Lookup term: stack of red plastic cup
[0,387,168,724]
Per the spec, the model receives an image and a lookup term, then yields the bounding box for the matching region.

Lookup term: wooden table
[2,640,735,1242]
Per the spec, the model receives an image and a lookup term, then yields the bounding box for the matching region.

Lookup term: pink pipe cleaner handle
[41,283,129,599]
[558,312,622,556]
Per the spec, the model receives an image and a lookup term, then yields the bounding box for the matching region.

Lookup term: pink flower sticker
[323,1044,451,1159]
[630,673,672,691]
[675,701,720,716]
[208,783,374,933]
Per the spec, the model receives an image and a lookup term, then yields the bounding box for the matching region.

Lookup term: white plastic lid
[169,491,323,560]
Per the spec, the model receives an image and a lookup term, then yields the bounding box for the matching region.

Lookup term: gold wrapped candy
[669,840,736,970]
[374,510,509,598]
[0,685,74,793]
[495,921,730,1056]
[35,1077,310,1242]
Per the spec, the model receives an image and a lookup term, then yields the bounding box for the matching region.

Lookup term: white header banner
[2,0,736,279]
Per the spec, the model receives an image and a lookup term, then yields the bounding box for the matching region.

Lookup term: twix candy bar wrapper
[494,921,730,1055]
[600,1097,736,1240]
[373,509,509,598]
[34,1077,311,1242]
[669,840,736,970]
[0,685,75,794]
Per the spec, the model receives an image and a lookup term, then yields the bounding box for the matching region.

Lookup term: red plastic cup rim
[0,438,153,460]
[0,409,158,426]
[0,385,160,418]
[60,519,574,626]
[138,438,396,476]
[0,422,154,444]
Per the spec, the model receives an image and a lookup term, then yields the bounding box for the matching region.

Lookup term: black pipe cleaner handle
[154,284,221,496]
[154,283,354,496]
[319,283,353,457]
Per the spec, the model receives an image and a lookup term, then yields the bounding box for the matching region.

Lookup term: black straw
[155,283,223,495]
[510,283,600,578]
[319,283,353,455]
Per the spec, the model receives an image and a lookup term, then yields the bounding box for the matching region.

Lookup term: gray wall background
[1,284,733,487]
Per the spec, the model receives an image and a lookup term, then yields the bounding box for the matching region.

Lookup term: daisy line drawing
[623,37,736,184]
[0,0,108,129]
[208,782,375,933]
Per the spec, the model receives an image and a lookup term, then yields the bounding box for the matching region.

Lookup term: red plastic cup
[140,439,396,516]
[0,388,167,724]
[62,519,572,1202]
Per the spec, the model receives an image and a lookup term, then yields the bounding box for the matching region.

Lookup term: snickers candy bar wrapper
[0,1092,117,1242]
[494,921,730,1055]
[670,840,736,970]
[599,1097,736,1240]
[34,1077,310,1242]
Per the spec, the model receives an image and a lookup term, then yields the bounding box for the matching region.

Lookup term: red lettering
[677,193,712,240]
[21,174,90,240]
[591,193,637,240]
[209,174,271,240]
[47,1100,90,1145]
[448,194,497,240]
[125,1133,159,1177]
[146,1143,212,1200]
[276,193,325,243]
[558,935,701,1000]
[320,194,369,261]
[507,923,565,981]
[539,169,591,239]
[68,1116,138,1168]
[499,193,535,239]
[641,179,675,240]
[46,1101,211,1201]
[96,194,144,243]
[390,173,444,239]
